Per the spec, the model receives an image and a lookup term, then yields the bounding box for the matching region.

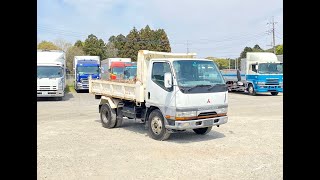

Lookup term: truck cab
[74,56,100,91]
[110,62,126,80]
[37,50,66,100]
[242,52,283,95]
[124,62,137,80]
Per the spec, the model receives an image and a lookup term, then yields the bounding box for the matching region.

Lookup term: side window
[152,62,171,89]
[251,64,257,73]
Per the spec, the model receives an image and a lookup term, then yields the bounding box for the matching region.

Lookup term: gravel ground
[37,91,283,180]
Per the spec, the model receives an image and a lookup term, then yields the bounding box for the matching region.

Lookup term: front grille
[266,78,279,85]
[81,78,88,84]
[198,111,217,117]
[38,86,57,90]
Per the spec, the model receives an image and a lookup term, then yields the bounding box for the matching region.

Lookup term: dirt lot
[37,91,283,180]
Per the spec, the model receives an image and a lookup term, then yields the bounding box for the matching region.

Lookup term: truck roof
[246,52,279,63]
[37,50,65,65]
[110,62,126,67]
[77,60,99,64]
[150,58,212,62]
[74,56,100,61]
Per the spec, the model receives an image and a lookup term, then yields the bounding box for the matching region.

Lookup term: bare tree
[54,38,72,52]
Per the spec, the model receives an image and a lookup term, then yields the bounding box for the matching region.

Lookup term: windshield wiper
[186,85,213,92]
[208,84,226,90]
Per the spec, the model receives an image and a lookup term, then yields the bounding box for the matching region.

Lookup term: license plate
[42,92,48,95]
[203,119,213,126]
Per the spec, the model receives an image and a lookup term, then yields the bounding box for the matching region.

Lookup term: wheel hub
[151,117,162,135]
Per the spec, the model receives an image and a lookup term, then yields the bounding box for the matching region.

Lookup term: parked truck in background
[100,58,131,80]
[124,62,137,80]
[37,50,66,100]
[221,52,283,96]
[89,50,228,141]
[277,55,283,63]
[74,56,100,92]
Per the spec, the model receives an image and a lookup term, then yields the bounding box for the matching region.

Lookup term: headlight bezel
[58,79,63,90]
[175,111,197,118]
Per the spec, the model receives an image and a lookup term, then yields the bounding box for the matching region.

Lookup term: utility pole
[267,17,277,54]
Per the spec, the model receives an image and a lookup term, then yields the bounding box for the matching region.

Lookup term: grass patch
[65,85,75,93]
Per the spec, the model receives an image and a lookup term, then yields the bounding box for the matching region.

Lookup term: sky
[37,0,283,59]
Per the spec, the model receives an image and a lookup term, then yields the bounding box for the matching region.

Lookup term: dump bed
[89,79,137,101]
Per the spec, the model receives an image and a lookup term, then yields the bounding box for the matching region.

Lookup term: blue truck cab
[221,52,283,96]
[124,62,137,80]
[74,56,100,91]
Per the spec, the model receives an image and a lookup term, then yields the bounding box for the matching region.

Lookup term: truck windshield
[112,67,125,75]
[173,60,225,88]
[37,66,63,78]
[77,66,99,75]
[258,63,283,74]
[124,66,137,79]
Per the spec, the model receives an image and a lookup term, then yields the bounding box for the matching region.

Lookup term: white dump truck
[37,50,66,100]
[89,50,228,140]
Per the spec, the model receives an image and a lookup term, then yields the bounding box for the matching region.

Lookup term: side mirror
[164,72,172,88]
[236,69,241,81]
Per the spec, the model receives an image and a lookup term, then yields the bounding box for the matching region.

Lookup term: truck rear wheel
[100,104,117,128]
[148,109,171,141]
[271,92,279,96]
[193,127,212,135]
[248,84,256,96]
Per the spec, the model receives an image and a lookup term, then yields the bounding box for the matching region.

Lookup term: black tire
[100,104,117,129]
[147,109,171,141]
[248,84,256,96]
[56,97,63,101]
[193,127,212,135]
[271,92,278,96]
[114,108,123,128]
[114,117,123,128]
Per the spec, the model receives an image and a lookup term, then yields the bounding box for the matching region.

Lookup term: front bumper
[165,116,228,130]
[255,85,283,93]
[37,90,64,97]
[76,82,89,90]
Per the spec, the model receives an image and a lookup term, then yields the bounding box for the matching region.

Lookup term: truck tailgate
[89,79,136,101]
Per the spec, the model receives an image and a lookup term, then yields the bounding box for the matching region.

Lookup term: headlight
[257,82,265,85]
[58,79,63,90]
[216,108,228,114]
[175,111,197,120]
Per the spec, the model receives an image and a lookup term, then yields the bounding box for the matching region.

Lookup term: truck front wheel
[193,127,212,135]
[148,109,171,141]
[248,84,256,96]
[271,92,279,96]
[100,104,117,129]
